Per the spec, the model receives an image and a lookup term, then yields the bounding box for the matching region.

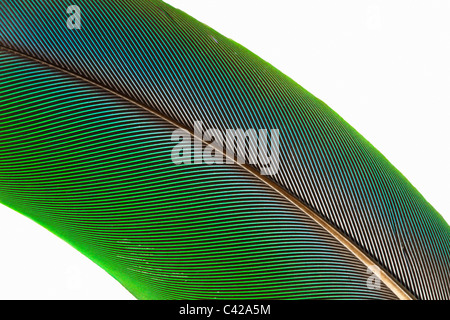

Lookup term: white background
[0,0,448,299]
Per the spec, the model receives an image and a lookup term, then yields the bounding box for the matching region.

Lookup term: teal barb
[0,0,449,299]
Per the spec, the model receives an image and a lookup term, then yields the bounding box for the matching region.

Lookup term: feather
[0,0,449,299]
